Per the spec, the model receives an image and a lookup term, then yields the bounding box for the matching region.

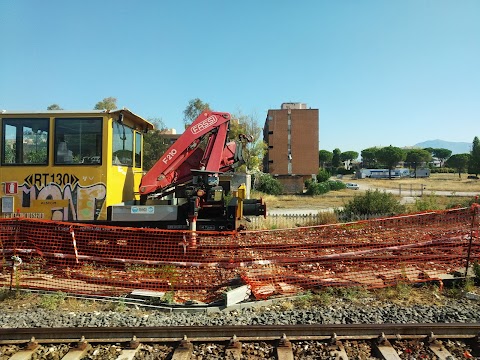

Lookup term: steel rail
[1,323,480,343]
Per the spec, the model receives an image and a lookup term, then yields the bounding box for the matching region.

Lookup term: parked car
[345,182,359,190]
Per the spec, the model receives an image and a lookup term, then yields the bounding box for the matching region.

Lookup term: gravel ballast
[0,297,479,328]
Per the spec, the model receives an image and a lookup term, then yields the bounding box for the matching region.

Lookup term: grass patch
[254,173,480,213]
[61,297,104,312]
[372,283,444,306]
[335,286,370,302]
[252,191,355,210]
[0,288,39,308]
[463,278,476,293]
[39,291,66,310]
[292,287,371,308]
[105,297,127,312]
[442,278,476,299]
[374,282,413,301]
[360,173,480,193]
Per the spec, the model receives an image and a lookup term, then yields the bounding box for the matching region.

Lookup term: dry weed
[360,173,480,192]
[253,173,480,212]
[372,284,444,306]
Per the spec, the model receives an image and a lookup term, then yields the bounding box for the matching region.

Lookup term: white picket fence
[245,212,389,230]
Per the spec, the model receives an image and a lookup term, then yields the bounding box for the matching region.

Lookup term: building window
[268,130,273,135]
[2,118,49,165]
[55,118,102,164]
[112,121,134,166]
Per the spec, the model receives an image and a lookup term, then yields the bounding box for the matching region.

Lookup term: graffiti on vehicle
[19,181,106,221]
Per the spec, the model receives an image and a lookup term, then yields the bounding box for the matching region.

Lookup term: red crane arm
[139,111,235,196]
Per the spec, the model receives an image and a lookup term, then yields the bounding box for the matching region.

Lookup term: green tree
[183,98,210,127]
[47,104,63,110]
[332,148,341,169]
[319,150,333,169]
[340,151,359,169]
[341,151,359,162]
[468,136,480,176]
[147,117,167,130]
[94,97,117,111]
[405,149,432,178]
[446,153,471,178]
[432,148,452,168]
[423,147,435,155]
[377,146,405,179]
[26,148,48,163]
[229,112,266,172]
[361,147,379,168]
[142,118,168,171]
[4,144,15,163]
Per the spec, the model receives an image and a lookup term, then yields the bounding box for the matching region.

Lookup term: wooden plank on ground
[225,338,242,360]
[61,347,90,360]
[171,339,193,360]
[115,347,142,360]
[429,342,456,360]
[9,345,39,360]
[276,346,294,360]
[374,343,402,360]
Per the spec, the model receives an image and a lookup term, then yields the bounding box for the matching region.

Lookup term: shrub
[414,194,441,211]
[305,179,346,195]
[254,173,283,195]
[336,190,406,221]
[327,180,346,191]
[446,196,480,209]
[305,180,329,195]
[336,168,355,175]
[430,167,455,174]
[473,261,480,279]
[316,169,331,182]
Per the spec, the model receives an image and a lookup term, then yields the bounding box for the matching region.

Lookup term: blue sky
[1,0,479,154]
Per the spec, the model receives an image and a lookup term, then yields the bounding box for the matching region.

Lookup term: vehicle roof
[0,108,155,131]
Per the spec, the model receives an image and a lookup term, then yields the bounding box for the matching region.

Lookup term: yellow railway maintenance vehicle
[0,109,265,231]
[0,109,153,222]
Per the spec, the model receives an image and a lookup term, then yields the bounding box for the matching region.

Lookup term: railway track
[1,324,480,359]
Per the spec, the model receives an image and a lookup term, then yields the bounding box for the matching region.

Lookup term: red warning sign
[4,182,18,195]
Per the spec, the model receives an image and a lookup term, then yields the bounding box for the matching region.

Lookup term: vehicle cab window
[112,121,134,166]
[2,118,49,165]
[135,131,142,168]
[55,118,102,165]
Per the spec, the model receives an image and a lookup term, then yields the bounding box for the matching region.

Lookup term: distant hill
[413,139,471,155]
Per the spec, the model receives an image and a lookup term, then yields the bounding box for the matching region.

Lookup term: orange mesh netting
[1,205,479,303]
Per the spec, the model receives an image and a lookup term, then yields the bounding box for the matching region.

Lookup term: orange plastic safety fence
[1,205,479,303]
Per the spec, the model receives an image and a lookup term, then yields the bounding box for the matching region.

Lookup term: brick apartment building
[263,103,319,194]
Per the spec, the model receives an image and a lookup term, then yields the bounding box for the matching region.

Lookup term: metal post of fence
[464,205,479,278]
[9,218,20,291]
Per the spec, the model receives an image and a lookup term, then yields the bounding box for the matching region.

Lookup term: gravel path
[1,297,479,328]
